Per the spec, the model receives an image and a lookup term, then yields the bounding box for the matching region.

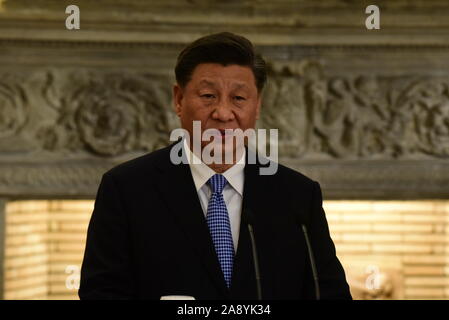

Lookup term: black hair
[175,32,267,93]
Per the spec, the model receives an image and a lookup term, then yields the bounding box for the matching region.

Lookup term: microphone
[297,218,320,300]
[242,209,262,300]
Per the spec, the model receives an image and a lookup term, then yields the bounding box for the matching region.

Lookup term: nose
[211,99,235,122]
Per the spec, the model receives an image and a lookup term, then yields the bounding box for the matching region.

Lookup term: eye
[201,94,216,99]
[234,96,246,101]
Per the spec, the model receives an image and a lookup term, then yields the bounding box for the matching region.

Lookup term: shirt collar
[183,138,245,196]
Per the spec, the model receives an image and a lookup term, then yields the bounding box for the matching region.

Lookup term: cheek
[180,97,200,116]
[236,107,258,126]
[181,99,212,123]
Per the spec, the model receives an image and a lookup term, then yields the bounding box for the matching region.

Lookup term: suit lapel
[155,142,276,299]
[231,148,276,299]
[155,142,229,297]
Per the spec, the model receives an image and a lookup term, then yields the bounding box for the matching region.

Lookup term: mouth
[203,128,236,140]
[218,129,236,138]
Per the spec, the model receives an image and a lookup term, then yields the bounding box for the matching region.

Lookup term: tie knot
[208,174,227,194]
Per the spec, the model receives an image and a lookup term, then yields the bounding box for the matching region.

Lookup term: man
[79,32,351,300]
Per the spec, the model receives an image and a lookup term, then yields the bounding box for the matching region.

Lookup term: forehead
[188,63,256,89]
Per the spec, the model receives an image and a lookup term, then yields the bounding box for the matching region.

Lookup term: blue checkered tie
[206,174,235,288]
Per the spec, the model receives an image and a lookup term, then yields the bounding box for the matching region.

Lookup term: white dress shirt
[183,138,245,251]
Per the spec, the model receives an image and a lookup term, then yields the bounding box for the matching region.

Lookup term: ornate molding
[0,159,448,199]
[0,74,28,138]
[261,61,449,160]
[0,69,175,157]
[1,65,448,160]
[283,160,449,200]
[2,1,449,46]
[0,1,448,199]
[0,162,114,198]
[5,38,449,49]
[0,63,447,198]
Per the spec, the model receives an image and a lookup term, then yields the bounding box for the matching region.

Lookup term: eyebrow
[197,80,250,90]
[233,83,249,90]
[198,80,216,87]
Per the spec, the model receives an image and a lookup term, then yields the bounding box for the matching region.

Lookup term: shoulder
[250,152,322,208]
[252,157,323,225]
[272,162,321,205]
[275,162,318,188]
[253,151,319,191]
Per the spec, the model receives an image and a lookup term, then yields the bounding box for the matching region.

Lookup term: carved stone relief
[0,74,28,139]
[0,48,447,197]
[1,62,448,162]
[262,61,449,160]
[0,70,175,157]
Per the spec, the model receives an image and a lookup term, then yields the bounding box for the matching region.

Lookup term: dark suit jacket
[79,141,351,300]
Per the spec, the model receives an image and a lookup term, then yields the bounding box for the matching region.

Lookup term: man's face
[173,63,261,155]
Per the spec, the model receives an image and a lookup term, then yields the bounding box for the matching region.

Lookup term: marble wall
[0,0,448,199]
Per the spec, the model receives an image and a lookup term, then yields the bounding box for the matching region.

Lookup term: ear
[173,84,183,117]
